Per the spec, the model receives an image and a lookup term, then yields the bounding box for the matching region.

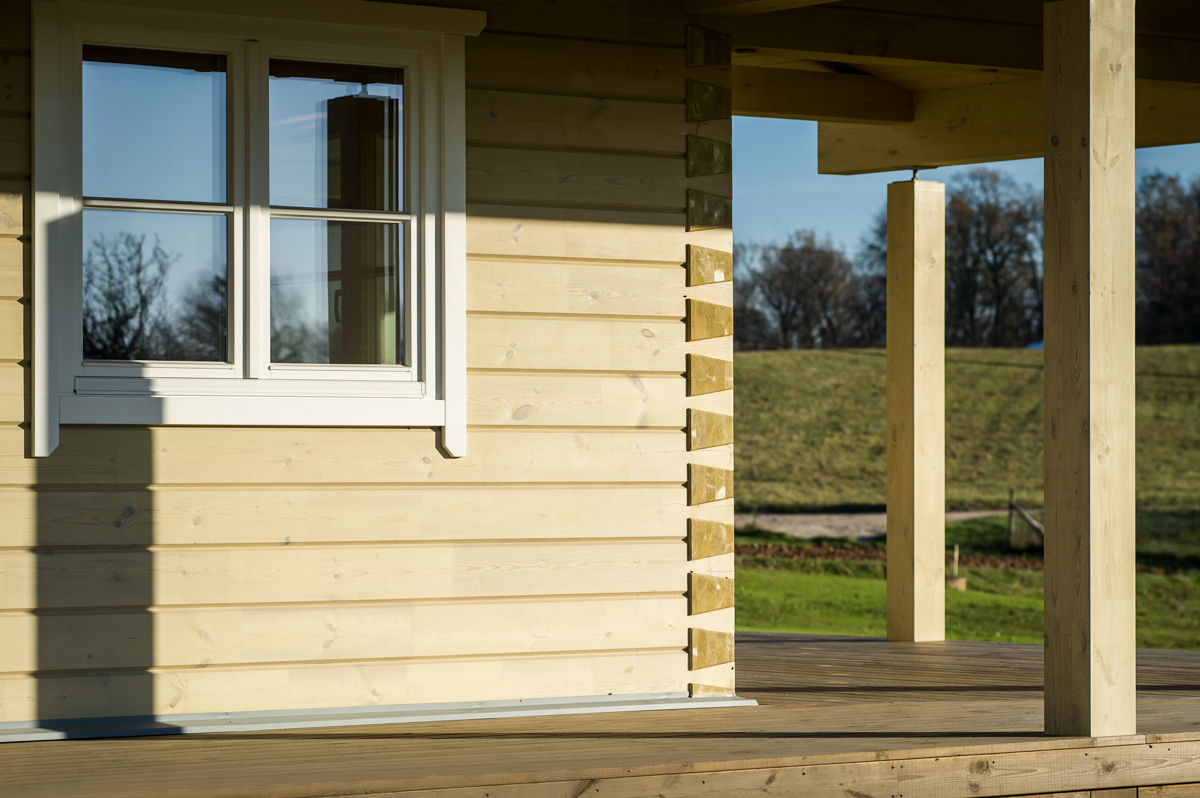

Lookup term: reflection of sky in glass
[270,218,402,365]
[269,67,403,210]
[83,54,226,203]
[83,209,227,360]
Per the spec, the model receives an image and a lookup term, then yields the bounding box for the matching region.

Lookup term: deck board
[4,633,1200,797]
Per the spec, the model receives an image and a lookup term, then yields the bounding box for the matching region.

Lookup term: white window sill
[59,394,446,427]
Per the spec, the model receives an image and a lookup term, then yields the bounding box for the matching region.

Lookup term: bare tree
[857,168,1043,348]
[1136,171,1200,344]
[944,168,1043,347]
[83,232,228,361]
[735,231,867,349]
[83,232,181,360]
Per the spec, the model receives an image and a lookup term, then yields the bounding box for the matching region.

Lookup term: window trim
[32,0,481,457]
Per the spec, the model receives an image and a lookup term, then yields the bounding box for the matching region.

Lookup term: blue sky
[733,117,1200,257]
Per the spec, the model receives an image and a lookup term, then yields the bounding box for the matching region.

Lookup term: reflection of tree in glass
[83,232,227,361]
[178,273,228,361]
[270,286,330,364]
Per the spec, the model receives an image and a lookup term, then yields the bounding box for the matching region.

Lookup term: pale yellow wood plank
[686,299,733,341]
[687,353,733,396]
[687,0,841,13]
[686,444,733,472]
[467,90,724,155]
[686,244,731,286]
[687,408,732,450]
[686,188,731,230]
[687,573,733,615]
[1042,0,1137,738]
[687,551,734,581]
[0,649,688,721]
[0,539,687,610]
[818,78,1200,175]
[467,146,726,211]
[0,361,23,424]
[0,298,24,359]
[1141,785,1200,797]
[0,118,28,177]
[467,206,688,262]
[0,53,30,115]
[422,0,688,47]
[0,427,690,486]
[466,258,685,317]
[686,81,731,123]
[0,237,25,296]
[688,682,734,696]
[0,596,688,672]
[468,372,684,427]
[885,179,945,644]
[685,24,731,69]
[733,65,913,123]
[0,190,23,237]
[687,518,733,560]
[468,315,737,372]
[688,627,733,669]
[467,33,684,101]
[688,464,733,505]
[685,135,731,178]
[0,484,688,547]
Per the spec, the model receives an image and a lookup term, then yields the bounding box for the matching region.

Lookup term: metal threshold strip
[0,692,757,743]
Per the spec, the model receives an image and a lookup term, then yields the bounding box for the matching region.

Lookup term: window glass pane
[270,60,403,211]
[83,46,226,203]
[83,209,228,362]
[271,218,403,366]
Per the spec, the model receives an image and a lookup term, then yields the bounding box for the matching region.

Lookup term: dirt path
[734,510,1002,542]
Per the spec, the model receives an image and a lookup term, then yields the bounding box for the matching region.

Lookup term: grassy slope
[735,345,1200,511]
[736,565,1200,648]
[736,512,1200,648]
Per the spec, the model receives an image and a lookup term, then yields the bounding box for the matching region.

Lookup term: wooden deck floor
[5,633,1200,797]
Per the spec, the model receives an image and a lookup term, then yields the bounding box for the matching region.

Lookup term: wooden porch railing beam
[732,65,913,124]
[1042,0,1137,738]
[885,178,945,643]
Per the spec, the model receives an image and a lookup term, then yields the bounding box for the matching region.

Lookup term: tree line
[734,167,1200,350]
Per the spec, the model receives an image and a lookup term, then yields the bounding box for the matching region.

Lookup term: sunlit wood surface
[5,633,1200,797]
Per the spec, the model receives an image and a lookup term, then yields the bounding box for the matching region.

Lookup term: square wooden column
[1043,0,1137,737]
[886,179,945,643]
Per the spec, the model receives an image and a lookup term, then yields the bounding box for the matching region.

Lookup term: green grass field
[736,515,1200,648]
[734,345,1200,512]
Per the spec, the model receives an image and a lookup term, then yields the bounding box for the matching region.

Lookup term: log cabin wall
[0,0,735,725]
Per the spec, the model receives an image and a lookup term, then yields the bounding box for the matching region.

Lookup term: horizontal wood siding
[0,0,736,723]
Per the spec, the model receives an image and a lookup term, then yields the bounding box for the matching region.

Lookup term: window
[32,0,482,456]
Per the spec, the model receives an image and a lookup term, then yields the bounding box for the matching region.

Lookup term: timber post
[1042,0,1138,737]
[885,178,946,643]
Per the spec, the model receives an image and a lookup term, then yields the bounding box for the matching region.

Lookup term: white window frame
[31,0,482,457]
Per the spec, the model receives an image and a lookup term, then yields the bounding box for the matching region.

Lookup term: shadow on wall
[35,426,178,736]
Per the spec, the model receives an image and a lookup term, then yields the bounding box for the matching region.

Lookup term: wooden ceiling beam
[722,6,1200,83]
[732,65,912,123]
[685,0,842,15]
[816,78,1200,175]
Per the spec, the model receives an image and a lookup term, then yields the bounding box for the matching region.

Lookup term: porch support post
[885,178,945,643]
[1043,0,1137,736]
